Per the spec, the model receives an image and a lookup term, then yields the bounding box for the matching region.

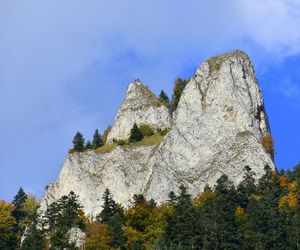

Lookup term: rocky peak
[40,50,274,217]
[106,80,171,143]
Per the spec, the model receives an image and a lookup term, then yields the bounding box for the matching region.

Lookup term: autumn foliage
[261,133,275,156]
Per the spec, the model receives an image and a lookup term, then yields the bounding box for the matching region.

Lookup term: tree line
[1,164,300,249]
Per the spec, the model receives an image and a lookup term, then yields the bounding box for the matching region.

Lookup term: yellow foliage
[251,194,262,201]
[261,134,274,156]
[85,222,112,250]
[278,181,299,213]
[279,175,288,189]
[0,200,16,244]
[235,206,246,222]
[193,190,216,208]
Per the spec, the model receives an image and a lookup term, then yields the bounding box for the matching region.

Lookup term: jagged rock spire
[106,80,171,143]
[40,50,274,217]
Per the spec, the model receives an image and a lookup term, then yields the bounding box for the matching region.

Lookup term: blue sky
[1,0,300,201]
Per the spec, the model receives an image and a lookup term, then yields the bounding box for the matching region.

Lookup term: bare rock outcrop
[40,50,274,217]
[106,81,171,143]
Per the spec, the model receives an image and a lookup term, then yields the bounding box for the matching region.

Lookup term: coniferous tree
[128,123,144,143]
[12,188,28,222]
[72,132,85,152]
[12,187,28,246]
[92,129,104,149]
[85,140,92,149]
[199,175,240,249]
[43,191,84,249]
[172,77,188,110]
[163,185,201,249]
[159,90,169,104]
[21,214,45,250]
[97,189,117,224]
[97,189,125,249]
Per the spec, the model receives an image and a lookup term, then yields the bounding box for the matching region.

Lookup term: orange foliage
[85,222,111,250]
[261,134,275,156]
[279,175,288,189]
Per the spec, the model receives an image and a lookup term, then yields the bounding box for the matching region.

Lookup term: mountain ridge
[40,50,274,217]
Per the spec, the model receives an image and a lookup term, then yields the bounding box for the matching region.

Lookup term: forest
[1,164,300,249]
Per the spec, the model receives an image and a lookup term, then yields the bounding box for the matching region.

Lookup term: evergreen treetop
[128,123,144,143]
[92,129,104,149]
[159,90,169,104]
[72,132,85,152]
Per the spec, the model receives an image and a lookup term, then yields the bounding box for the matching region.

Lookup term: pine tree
[163,185,201,248]
[12,187,28,245]
[97,189,117,224]
[108,213,126,249]
[21,214,45,250]
[92,129,104,149]
[200,175,240,249]
[72,132,85,152]
[159,90,169,104]
[172,77,188,110]
[85,140,92,149]
[97,189,125,249]
[128,123,144,143]
[43,191,85,249]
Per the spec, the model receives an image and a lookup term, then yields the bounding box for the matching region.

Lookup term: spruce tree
[85,140,92,149]
[21,214,45,250]
[163,185,201,248]
[72,132,85,152]
[98,189,117,224]
[97,189,125,249]
[92,129,104,149]
[12,187,28,245]
[172,77,188,110]
[129,123,144,143]
[159,90,169,104]
[12,187,28,222]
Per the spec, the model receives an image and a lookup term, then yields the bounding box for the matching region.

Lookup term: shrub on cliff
[139,124,154,137]
[172,77,188,110]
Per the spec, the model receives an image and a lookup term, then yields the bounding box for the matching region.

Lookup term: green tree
[12,187,28,247]
[159,90,169,104]
[97,189,118,224]
[199,175,240,249]
[172,77,188,110]
[72,132,85,152]
[43,191,85,249]
[85,140,92,149]
[21,214,45,250]
[163,185,201,249]
[97,189,125,249]
[129,123,144,143]
[92,129,104,149]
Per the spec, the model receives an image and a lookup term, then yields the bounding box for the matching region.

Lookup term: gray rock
[106,80,171,143]
[40,50,274,217]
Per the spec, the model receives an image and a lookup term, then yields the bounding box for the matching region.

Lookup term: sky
[1,0,300,201]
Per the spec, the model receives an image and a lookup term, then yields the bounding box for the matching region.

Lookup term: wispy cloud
[1,0,300,200]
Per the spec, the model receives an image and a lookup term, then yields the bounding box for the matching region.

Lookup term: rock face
[106,81,171,143]
[40,50,274,217]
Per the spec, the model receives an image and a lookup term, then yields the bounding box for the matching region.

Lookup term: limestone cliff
[106,81,171,143]
[40,50,274,217]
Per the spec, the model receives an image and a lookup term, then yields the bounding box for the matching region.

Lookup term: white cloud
[1,0,300,200]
